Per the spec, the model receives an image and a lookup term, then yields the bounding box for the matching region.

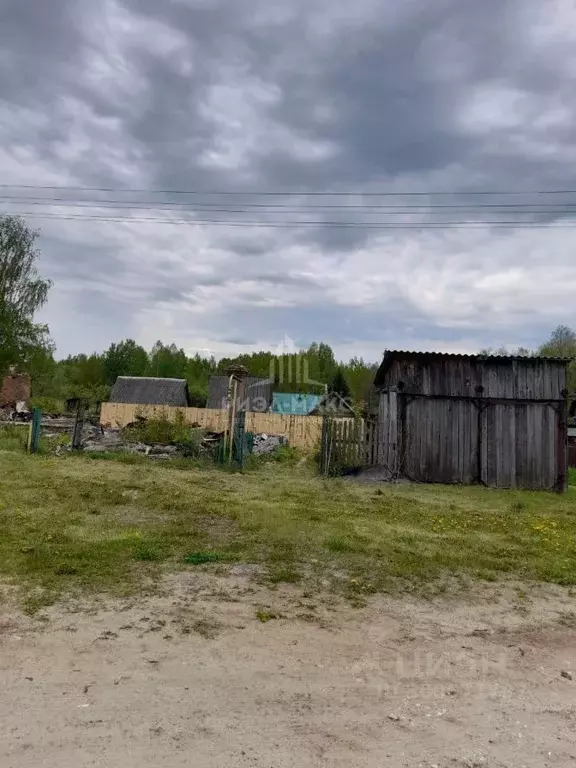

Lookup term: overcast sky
[2,0,576,362]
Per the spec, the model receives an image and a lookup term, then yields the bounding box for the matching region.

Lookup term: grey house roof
[109,377,191,407]
[207,376,272,411]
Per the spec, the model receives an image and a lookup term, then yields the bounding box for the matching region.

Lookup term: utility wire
[3,183,576,196]
[3,196,576,213]
[7,210,576,229]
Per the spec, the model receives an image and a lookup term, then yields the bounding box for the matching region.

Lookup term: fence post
[234,410,246,468]
[28,408,42,453]
[72,401,85,450]
[321,415,329,476]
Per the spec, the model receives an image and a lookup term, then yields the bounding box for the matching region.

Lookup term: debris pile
[0,403,31,422]
[251,433,288,455]
[80,427,220,459]
[43,413,290,461]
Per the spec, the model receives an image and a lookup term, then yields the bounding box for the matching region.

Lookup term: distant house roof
[109,377,191,407]
[271,392,322,415]
[206,376,272,411]
[309,391,356,416]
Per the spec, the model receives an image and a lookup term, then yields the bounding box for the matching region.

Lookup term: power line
[4,196,576,213]
[8,210,576,228]
[3,183,576,197]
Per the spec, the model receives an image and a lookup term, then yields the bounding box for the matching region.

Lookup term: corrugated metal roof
[109,376,190,406]
[272,392,322,415]
[381,350,571,363]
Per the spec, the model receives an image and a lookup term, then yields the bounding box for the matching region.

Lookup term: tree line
[1,214,575,413]
[24,338,377,411]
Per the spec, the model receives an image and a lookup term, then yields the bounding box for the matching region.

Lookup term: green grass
[1,450,576,611]
[184,551,223,565]
[0,423,29,452]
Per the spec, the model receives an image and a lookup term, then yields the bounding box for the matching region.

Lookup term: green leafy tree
[538,325,576,391]
[0,215,52,376]
[538,325,576,358]
[63,353,109,402]
[103,339,148,385]
[345,356,378,403]
[329,367,352,399]
[147,341,187,379]
[185,352,217,406]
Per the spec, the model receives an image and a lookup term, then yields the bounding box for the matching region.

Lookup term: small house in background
[109,376,191,407]
[0,370,31,409]
[206,375,272,412]
[271,392,322,415]
[374,351,568,491]
[309,391,356,416]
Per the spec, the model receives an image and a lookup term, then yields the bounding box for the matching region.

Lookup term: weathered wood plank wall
[377,393,565,490]
[383,358,566,401]
[377,390,398,477]
[479,403,560,489]
[401,398,479,484]
[100,402,337,451]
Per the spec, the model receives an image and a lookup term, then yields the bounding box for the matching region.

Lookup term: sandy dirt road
[1,573,576,767]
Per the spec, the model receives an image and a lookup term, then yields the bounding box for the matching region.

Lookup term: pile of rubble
[251,433,288,455]
[0,402,32,422]
[45,416,290,460]
[80,427,223,460]
[83,433,182,460]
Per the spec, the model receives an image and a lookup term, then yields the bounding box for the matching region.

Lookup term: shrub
[243,445,301,471]
[29,397,65,415]
[122,414,205,453]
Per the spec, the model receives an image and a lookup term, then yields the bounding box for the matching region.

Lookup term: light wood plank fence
[100,402,353,452]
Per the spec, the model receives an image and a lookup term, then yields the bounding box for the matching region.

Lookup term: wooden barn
[374,351,568,490]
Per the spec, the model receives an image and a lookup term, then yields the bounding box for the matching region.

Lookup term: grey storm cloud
[1,0,576,359]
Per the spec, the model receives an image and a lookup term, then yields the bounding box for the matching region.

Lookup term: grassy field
[1,448,576,612]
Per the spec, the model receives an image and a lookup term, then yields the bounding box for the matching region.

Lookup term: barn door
[479,402,562,489]
[401,397,478,483]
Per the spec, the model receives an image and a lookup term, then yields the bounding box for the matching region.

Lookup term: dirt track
[2,573,576,767]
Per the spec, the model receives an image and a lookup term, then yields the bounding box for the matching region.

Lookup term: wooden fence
[100,402,346,451]
[320,418,379,475]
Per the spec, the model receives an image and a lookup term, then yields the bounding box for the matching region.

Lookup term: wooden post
[228,378,238,464]
[72,401,85,450]
[321,416,330,476]
[235,409,246,467]
[28,408,42,453]
[387,389,398,476]
[556,399,568,492]
[222,375,238,464]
